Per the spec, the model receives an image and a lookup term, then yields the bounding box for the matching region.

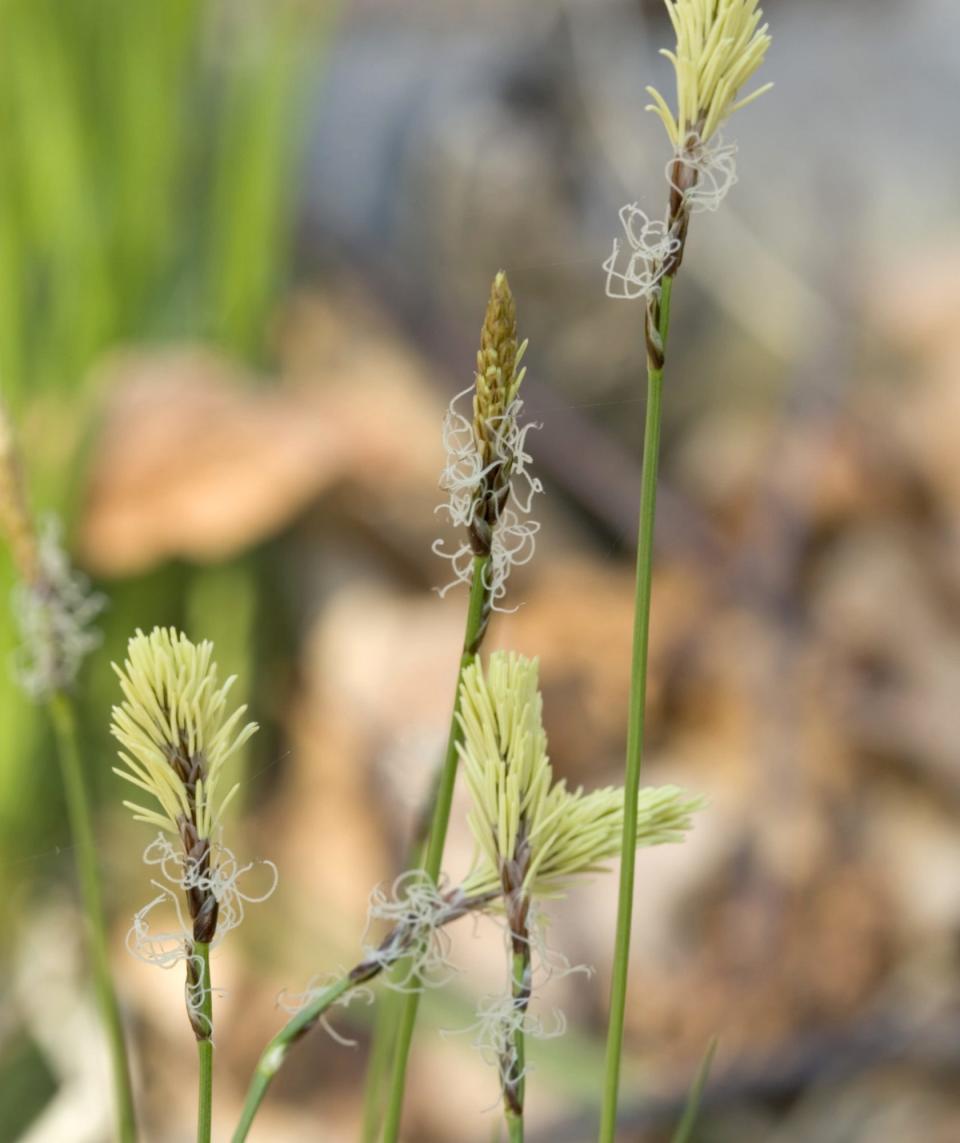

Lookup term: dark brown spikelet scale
[663,122,706,278]
[165,723,220,943]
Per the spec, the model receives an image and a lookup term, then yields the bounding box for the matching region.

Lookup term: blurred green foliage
[0,0,317,395]
[0,0,330,963]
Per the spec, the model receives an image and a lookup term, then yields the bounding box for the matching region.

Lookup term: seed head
[473,272,528,467]
[646,0,773,147]
[111,627,256,840]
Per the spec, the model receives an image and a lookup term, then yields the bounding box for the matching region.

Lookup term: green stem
[503,945,529,1143]
[380,554,491,1142]
[507,1108,525,1143]
[508,1112,525,1143]
[360,987,401,1142]
[233,974,354,1143]
[360,715,436,1137]
[598,276,674,1143]
[48,692,137,1143]
[231,886,498,1141]
[194,941,214,1143]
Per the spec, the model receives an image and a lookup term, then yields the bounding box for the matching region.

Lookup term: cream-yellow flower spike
[458,651,705,899]
[646,0,772,146]
[111,627,257,839]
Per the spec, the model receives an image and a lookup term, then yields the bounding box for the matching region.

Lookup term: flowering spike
[434,272,542,610]
[115,628,273,1047]
[647,0,772,147]
[458,652,705,899]
[604,0,772,298]
[474,271,526,464]
[455,651,703,1118]
[111,627,257,843]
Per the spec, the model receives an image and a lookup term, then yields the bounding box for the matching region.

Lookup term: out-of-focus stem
[49,691,137,1143]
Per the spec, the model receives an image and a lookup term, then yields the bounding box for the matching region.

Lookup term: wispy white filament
[126,835,278,968]
[434,388,542,611]
[603,205,681,301]
[360,871,461,992]
[668,134,739,213]
[278,974,375,1048]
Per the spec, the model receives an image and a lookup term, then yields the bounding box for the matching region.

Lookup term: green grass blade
[671,1037,718,1143]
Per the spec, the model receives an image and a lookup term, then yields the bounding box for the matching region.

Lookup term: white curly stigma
[449,975,567,1104]
[434,387,542,611]
[520,906,594,990]
[277,973,375,1048]
[471,992,566,1086]
[441,903,588,1105]
[669,134,738,213]
[126,835,277,968]
[360,871,461,993]
[603,205,681,301]
[12,517,104,700]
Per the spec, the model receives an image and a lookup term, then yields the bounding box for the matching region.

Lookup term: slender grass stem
[48,691,137,1143]
[672,1037,718,1143]
[194,941,214,1143]
[360,987,401,1141]
[233,972,353,1143]
[507,1106,525,1143]
[598,277,675,1143]
[234,555,491,1143]
[361,706,460,1135]
[503,943,530,1143]
[381,554,491,1142]
[233,887,498,1142]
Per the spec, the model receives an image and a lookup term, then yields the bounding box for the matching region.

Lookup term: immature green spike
[646,0,773,145]
[473,271,528,465]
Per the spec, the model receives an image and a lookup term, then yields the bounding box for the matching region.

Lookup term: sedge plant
[231,650,703,1142]
[457,653,705,1142]
[231,273,704,1142]
[599,2,773,1138]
